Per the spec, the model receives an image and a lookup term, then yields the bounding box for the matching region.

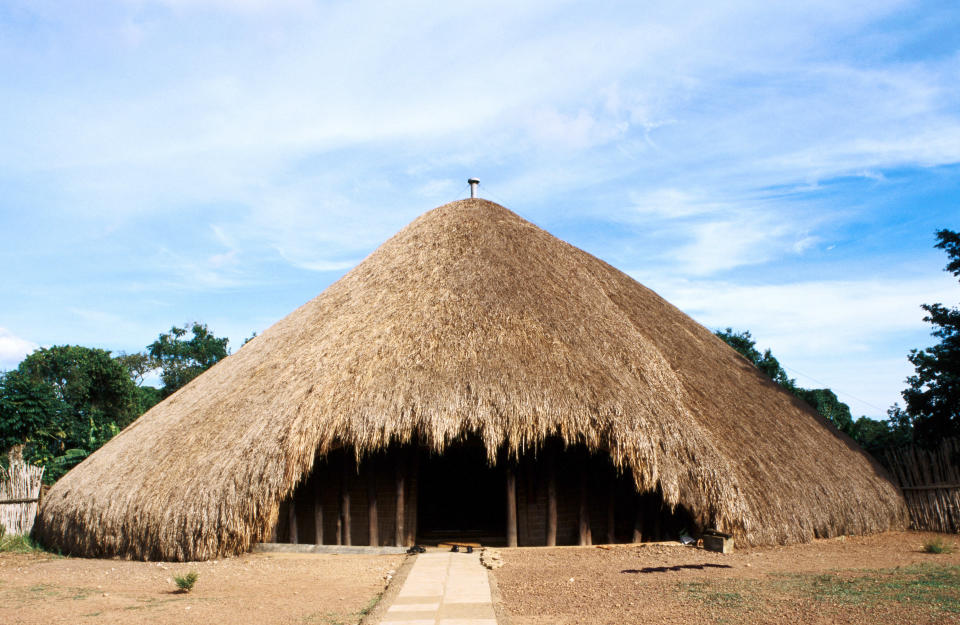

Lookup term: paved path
[378,551,497,625]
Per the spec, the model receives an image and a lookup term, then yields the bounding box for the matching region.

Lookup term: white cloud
[640,274,959,417]
[621,188,829,275]
[658,276,955,354]
[1,0,957,417]
[0,328,37,370]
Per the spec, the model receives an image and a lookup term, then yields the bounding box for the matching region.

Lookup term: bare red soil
[492,531,960,625]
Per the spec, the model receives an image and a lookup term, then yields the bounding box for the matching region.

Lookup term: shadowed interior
[276,437,698,547]
[416,437,507,544]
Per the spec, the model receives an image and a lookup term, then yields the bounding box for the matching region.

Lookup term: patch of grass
[300,611,350,625]
[15,583,97,602]
[173,571,199,593]
[124,597,182,611]
[924,537,955,554]
[681,581,752,609]
[71,588,94,600]
[28,584,57,596]
[0,534,45,554]
[300,594,382,625]
[359,593,382,616]
[777,564,960,614]
[0,533,63,557]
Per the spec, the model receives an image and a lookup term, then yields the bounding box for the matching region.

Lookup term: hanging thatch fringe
[882,439,960,533]
[34,199,906,561]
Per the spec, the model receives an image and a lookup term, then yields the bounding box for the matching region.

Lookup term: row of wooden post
[278,450,660,547]
[278,452,412,547]
[507,458,654,547]
[506,459,596,547]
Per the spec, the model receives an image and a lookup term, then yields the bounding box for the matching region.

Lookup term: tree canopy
[2,322,232,483]
[715,328,851,427]
[148,322,230,398]
[713,327,908,451]
[0,345,140,482]
[715,328,796,389]
[901,229,960,446]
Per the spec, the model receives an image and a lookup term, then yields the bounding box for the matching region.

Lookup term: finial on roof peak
[468,178,480,199]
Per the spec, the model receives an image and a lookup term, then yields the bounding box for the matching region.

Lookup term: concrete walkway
[378,551,497,625]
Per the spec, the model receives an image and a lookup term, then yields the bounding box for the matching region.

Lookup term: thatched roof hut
[35,199,906,560]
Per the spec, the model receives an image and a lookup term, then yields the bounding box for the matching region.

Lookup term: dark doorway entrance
[416,437,507,545]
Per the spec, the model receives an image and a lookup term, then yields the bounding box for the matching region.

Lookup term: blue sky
[1,0,958,418]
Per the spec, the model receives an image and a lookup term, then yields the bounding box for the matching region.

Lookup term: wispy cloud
[619,188,828,275]
[0,328,37,370]
[643,274,959,416]
[1,0,958,415]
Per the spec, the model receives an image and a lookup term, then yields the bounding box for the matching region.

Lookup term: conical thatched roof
[35,199,906,560]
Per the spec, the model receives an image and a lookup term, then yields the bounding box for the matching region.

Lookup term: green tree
[0,345,140,482]
[114,351,156,386]
[114,351,162,413]
[715,328,797,390]
[849,406,913,453]
[148,323,229,397]
[902,229,960,446]
[715,328,855,434]
[0,371,65,455]
[794,387,854,434]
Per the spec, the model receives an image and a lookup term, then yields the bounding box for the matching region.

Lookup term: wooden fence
[1,449,45,536]
[882,438,960,533]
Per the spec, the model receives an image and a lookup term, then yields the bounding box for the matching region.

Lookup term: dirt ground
[492,531,960,625]
[0,550,403,625]
[3,531,959,625]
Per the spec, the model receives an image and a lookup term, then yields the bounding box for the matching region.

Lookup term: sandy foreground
[2,531,959,625]
[0,550,402,625]
[492,530,960,625]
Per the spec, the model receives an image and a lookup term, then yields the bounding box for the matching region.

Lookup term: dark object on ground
[702,529,734,553]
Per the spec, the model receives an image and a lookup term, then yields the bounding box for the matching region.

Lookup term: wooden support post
[335,468,343,546]
[313,499,324,545]
[578,472,591,546]
[395,453,406,547]
[367,464,379,546]
[270,514,278,543]
[546,460,557,547]
[288,499,298,544]
[632,496,643,543]
[408,450,419,545]
[341,455,352,546]
[506,467,518,548]
[607,489,616,544]
[652,501,662,541]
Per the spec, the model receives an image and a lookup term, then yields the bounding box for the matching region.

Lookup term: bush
[173,571,199,592]
[923,538,954,554]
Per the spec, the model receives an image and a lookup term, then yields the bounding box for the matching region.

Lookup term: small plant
[924,538,955,554]
[173,571,199,593]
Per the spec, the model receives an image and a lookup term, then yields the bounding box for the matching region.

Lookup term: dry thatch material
[35,199,906,560]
